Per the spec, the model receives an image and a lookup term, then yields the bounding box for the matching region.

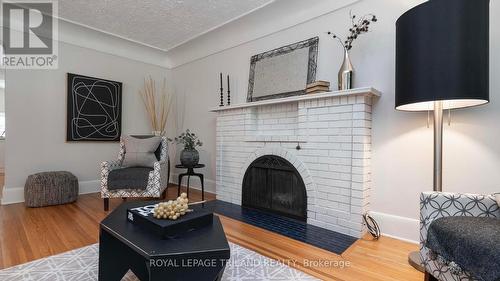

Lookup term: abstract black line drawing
[67,73,122,141]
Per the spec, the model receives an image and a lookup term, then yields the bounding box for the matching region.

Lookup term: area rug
[0,242,318,281]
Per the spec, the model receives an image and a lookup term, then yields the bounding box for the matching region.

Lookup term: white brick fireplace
[211,88,380,238]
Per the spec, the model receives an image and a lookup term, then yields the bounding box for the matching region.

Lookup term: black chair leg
[178,174,183,196]
[103,198,109,211]
[161,188,167,200]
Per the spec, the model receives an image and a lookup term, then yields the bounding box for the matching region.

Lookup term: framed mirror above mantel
[246,37,319,102]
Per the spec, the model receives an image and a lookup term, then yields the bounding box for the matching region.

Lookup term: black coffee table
[99,201,230,281]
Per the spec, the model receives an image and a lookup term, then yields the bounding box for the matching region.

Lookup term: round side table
[175,164,205,201]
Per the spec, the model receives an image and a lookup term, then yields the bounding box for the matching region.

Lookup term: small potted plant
[175,129,203,167]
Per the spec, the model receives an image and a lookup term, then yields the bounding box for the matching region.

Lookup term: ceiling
[58,0,274,51]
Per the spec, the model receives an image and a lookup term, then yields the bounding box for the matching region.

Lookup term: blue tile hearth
[203,200,357,255]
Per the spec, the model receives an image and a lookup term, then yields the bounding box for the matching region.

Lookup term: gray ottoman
[24,171,79,207]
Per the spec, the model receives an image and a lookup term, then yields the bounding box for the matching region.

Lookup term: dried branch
[139,76,173,134]
[327,11,378,51]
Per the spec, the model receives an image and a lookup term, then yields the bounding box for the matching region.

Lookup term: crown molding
[0,15,170,68]
[58,19,170,68]
[166,0,360,68]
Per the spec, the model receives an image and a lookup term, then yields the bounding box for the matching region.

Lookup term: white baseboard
[76,180,101,195]
[369,211,419,244]
[1,187,24,205]
[0,180,100,205]
[170,173,216,194]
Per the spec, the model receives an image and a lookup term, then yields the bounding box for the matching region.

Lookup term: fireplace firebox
[242,155,307,221]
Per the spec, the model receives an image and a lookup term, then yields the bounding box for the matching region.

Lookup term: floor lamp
[395,0,490,271]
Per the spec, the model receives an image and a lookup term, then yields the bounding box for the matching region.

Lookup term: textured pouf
[24,171,79,207]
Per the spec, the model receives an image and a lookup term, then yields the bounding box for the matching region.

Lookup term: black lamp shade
[395,0,489,111]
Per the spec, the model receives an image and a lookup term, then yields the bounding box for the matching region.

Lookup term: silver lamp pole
[408,102,444,272]
[433,101,443,192]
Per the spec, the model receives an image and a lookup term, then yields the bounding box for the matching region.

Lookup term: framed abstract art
[67,73,122,141]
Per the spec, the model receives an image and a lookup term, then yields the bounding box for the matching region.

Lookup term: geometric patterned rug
[0,242,319,281]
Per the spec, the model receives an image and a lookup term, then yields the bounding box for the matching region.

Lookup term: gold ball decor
[153,193,190,220]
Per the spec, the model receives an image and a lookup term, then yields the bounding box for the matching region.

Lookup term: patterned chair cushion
[122,136,161,168]
[427,216,500,281]
[107,167,153,190]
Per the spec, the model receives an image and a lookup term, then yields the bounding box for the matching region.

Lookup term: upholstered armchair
[100,135,170,211]
[420,192,500,281]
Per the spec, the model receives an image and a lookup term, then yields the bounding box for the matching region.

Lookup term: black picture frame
[247,37,319,102]
[66,73,122,142]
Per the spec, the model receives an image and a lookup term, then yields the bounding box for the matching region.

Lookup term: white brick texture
[215,93,374,238]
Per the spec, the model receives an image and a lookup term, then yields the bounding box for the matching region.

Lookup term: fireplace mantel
[210,87,381,112]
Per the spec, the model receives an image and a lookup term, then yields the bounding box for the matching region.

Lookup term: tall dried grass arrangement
[139,76,173,134]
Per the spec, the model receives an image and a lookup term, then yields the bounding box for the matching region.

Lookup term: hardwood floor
[0,185,422,280]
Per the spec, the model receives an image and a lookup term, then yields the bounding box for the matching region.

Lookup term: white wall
[0,69,5,172]
[0,140,4,171]
[2,35,170,204]
[167,0,500,242]
[0,88,5,111]
[0,87,4,171]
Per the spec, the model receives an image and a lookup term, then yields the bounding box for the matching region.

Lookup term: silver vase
[338,49,354,90]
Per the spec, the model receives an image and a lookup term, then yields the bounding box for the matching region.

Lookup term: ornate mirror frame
[246,37,319,102]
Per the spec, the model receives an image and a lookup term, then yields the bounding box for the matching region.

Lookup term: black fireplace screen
[242,155,307,221]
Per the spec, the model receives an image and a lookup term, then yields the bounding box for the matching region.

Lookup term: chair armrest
[100,160,122,197]
[420,192,500,245]
[153,158,170,188]
[101,160,122,173]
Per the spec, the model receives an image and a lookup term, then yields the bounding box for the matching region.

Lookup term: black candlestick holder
[219,87,224,106]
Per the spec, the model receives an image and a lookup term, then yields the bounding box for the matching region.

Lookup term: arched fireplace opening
[242,155,307,221]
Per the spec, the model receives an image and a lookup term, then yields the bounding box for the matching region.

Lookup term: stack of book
[306,81,330,94]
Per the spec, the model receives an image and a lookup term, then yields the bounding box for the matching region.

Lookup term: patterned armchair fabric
[101,136,170,201]
[420,192,500,280]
